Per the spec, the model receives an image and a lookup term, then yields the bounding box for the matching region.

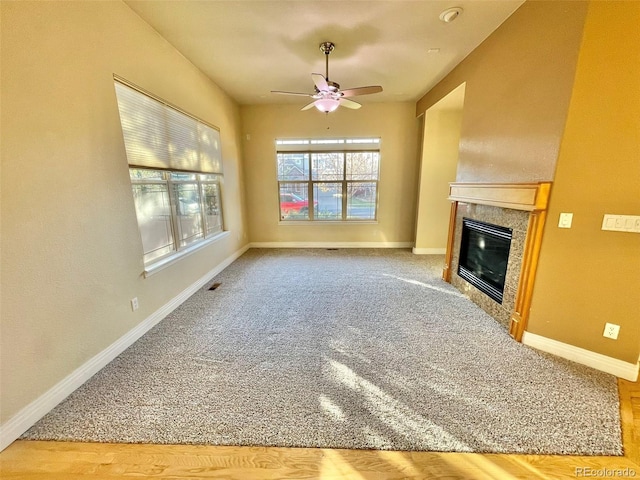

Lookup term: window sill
[143,231,230,277]
[278,220,379,226]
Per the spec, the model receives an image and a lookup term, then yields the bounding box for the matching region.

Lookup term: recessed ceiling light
[428,48,441,54]
[439,7,463,23]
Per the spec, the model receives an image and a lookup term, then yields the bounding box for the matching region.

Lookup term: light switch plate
[558,213,573,229]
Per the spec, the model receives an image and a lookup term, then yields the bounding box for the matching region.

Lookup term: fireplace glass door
[458,218,513,303]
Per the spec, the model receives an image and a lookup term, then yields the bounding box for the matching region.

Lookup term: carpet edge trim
[522,331,639,381]
[0,243,250,453]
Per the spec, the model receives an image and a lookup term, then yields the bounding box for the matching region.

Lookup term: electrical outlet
[131,297,139,311]
[603,323,620,340]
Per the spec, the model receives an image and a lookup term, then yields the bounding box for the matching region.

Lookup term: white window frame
[129,169,226,274]
[276,138,380,223]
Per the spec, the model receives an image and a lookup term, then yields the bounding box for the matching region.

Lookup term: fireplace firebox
[458,218,513,304]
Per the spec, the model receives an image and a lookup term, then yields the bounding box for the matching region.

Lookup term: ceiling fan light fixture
[314,98,340,113]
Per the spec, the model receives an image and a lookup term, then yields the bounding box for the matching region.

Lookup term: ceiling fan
[271,42,383,113]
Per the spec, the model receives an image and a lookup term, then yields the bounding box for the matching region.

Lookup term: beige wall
[416,1,588,184]
[241,103,420,244]
[528,1,640,364]
[1,1,247,423]
[414,96,463,251]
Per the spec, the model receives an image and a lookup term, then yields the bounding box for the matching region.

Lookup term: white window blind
[114,80,222,174]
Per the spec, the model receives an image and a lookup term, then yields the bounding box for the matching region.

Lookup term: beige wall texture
[241,103,420,244]
[416,0,588,184]
[528,1,640,364]
[414,102,463,251]
[1,1,247,424]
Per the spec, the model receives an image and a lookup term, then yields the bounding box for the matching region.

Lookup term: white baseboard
[0,243,250,452]
[250,241,414,249]
[412,247,446,255]
[522,331,639,381]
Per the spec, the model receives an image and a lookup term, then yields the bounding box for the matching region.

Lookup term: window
[276,138,380,221]
[129,169,223,265]
[114,77,225,267]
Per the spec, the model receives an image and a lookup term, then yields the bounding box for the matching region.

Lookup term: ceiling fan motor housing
[315,81,340,94]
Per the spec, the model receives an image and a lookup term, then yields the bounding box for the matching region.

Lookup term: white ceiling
[125,0,524,106]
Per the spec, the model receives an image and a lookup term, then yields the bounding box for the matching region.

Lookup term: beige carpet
[23,249,623,455]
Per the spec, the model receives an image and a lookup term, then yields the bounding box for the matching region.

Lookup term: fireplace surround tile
[451,203,529,331]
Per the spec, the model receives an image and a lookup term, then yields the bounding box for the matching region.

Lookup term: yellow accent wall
[416,0,639,365]
[1,1,247,423]
[416,1,588,184]
[528,1,640,363]
[241,103,420,244]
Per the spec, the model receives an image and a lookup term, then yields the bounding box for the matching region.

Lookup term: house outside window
[276,138,380,221]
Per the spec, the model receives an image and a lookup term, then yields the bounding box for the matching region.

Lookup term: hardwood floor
[1,379,638,479]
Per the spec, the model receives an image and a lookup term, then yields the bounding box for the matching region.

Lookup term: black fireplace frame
[457,218,513,304]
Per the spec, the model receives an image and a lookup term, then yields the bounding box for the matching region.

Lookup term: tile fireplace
[443,182,552,340]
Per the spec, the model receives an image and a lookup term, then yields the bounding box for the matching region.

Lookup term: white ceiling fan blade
[340,86,383,98]
[340,98,361,110]
[301,101,317,111]
[271,90,314,97]
[311,73,329,92]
